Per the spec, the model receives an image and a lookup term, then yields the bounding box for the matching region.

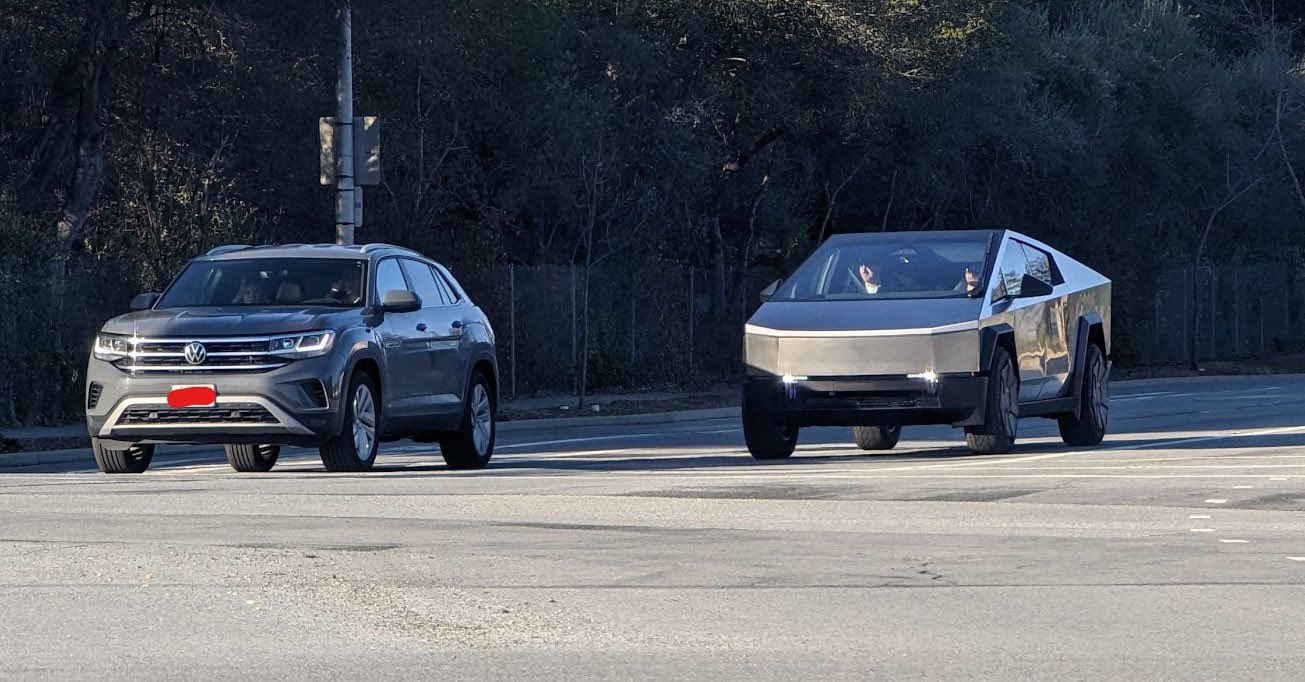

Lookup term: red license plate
[168,385,217,408]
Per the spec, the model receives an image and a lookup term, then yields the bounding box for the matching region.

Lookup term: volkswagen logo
[183,342,207,365]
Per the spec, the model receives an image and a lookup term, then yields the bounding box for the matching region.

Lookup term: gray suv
[85,243,499,474]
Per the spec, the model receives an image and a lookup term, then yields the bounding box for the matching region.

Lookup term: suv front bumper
[85,355,345,447]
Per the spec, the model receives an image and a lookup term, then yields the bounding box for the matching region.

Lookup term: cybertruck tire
[1058,343,1109,447]
[853,425,901,451]
[439,372,496,470]
[743,409,798,460]
[224,444,280,472]
[92,438,155,474]
[965,349,1018,455]
[319,371,379,472]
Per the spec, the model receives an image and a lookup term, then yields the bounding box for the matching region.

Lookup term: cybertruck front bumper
[743,374,989,428]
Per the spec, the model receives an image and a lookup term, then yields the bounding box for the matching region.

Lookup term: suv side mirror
[380,289,421,313]
[130,293,159,311]
[1016,274,1054,299]
[759,279,782,304]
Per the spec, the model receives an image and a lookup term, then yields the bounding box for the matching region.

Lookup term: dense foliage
[1,1,1303,423]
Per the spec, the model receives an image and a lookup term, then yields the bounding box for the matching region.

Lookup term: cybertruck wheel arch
[1063,313,1105,400]
[978,323,1016,375]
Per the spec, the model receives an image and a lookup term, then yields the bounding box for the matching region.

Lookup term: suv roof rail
[360,243,421,256]
[206,245,252,256]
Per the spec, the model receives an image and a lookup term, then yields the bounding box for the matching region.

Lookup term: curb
[1,447,94,470]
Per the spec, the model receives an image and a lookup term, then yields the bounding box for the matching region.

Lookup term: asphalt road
[3,374,1305,679]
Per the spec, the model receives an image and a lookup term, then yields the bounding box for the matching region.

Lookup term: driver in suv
[85,243,499,474]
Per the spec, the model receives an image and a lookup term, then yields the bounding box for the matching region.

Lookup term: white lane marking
[1271,477,1290,481]
[1219,539,1249,544]
[1232,485,1254,489]
[1289,557,1305,562]
[1116,425,1305,451]
[1190,515,1211,519]
[1111,392,1177,402]
[1206,499,1229,504]
[1191,528,1215,533]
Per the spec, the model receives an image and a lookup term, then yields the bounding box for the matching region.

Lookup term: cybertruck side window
[993,241,1031,301]
[1017,242,1057,287]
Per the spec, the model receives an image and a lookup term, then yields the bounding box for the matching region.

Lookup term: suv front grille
[134,340,269,354]
[118,404,278,425]
[111,336,291,374]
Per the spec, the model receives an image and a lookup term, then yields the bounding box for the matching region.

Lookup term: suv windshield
[156,258,368,309]
[773,232,994,302]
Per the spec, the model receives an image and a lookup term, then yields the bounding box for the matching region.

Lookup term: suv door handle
[450,320,464,336]
[416,323,428,332]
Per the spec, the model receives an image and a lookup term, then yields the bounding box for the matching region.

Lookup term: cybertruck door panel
[1019,241,1070,398]
[989,239,1046,402]
[372,257,426,418]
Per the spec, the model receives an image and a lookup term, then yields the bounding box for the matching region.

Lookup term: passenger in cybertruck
[952,266,980,295]
[856,262,883,294]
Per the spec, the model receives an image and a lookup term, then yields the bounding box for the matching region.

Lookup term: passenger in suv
[85,243,499,474]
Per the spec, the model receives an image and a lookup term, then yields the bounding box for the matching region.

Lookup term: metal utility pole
[335,0,356,245]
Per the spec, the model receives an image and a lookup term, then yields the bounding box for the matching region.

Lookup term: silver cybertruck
[742,230,1110,459]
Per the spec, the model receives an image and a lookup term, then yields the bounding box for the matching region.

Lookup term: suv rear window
[157,258,368,309]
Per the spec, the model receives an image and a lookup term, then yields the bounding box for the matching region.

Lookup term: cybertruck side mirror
[760,279,782,304]
[1016,274,1054,299]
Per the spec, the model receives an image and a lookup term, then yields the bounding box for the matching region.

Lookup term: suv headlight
[94,333,134,361]
[268,331,335,359]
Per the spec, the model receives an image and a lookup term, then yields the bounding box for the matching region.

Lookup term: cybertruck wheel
[743,410,798,460]
[440,372,496,470]
[1058,343,1109,447]
[319,372,379,472]
[965,349,1018,455]
[853,425,901,451]
[224,444,280,472]
[91,439,155,474]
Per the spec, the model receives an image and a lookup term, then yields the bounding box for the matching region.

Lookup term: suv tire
[1058,343,1109,447]
[965,348,1018,455]
[853,425,901,451]
[224,444,280,472]
[319,371,380,472]
[92,439,155,474]
[440,372,496,470]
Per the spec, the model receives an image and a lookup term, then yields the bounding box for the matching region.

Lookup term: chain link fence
[1123,264,1305,364]
[463,264,778,399]
[483,262,1305,395]
[9,258,1305,425]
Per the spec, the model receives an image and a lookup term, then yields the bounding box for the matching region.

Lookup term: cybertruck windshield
[156,258,368,309]
[773,232,996,302]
